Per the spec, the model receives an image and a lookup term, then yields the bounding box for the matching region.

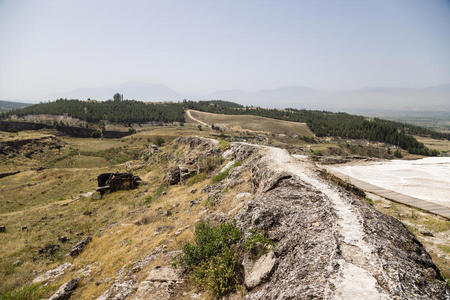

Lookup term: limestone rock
[132,266,183,300]
[33,262,72,283]
[70,236,92,256]
[48,277,79,300]
[243,251,276,289]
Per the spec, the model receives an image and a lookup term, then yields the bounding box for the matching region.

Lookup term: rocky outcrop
[0,136,65,157]
[33,262,72,283]
[131,266,183,300]
[230,142,448,299]
[70,236,92,257]
[164,166,195,185]
[48,278,79,300]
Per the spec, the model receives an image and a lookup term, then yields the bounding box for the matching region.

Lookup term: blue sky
[0,0,449,100]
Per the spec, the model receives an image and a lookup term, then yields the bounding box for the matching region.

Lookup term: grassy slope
[187,109,315,137]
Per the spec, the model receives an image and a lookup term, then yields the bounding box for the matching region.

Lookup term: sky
[0,0,449,101]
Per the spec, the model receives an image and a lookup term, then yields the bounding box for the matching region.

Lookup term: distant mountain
[49,82,181,101]
[0,100,32,112]
[201,84,450,112]
[205,86,317,107]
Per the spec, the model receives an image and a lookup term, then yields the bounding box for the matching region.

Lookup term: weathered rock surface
[33,262,72,283]
[243,251,276,289]
[230,142,448,299]
[98,245,168,300]
[131,266,183,300]
[70,236,92,257]
[48,277,79,300]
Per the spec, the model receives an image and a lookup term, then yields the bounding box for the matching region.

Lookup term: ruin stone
[97,173,141,194]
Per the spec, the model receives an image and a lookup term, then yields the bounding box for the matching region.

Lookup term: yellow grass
[414,136,450,153]
[187,109,314,137]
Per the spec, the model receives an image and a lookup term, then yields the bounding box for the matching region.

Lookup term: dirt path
[263,147,389,299]
[185,109,209,127]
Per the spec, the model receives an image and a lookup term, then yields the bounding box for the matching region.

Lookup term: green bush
[211,169,230,183]
[311,149,323,156]
[154,136,165,147]
[365,197,374,206]
[244,230,274,257]
[218,140,230,151]
[182,221,242,296]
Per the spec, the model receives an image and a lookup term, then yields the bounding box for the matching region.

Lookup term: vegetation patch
[181,221,274,297]
[211,161,242,184]
[186,172,207,186]
[0,283,52,300]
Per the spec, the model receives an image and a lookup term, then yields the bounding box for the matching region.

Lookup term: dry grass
[187,109,314,137]
[0,128,253,298]
[414,136,450,153]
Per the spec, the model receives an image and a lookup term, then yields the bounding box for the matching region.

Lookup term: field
[186,109,314,137]
[415,136,450,153]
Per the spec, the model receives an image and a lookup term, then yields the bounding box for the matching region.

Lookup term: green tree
[113,93,122,101]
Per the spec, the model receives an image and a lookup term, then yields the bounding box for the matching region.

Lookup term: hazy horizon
[1,0,449,103]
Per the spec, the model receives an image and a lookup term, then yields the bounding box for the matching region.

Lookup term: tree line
[2,98,445,156]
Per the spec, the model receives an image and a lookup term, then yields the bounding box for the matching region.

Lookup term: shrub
[218,140,230,150]
[311,149,323,156]
[182,221,242,297]
[154,136,165,147]
[181,221,275,297]
[394,149,402,158]
[211,169,230,183]
[365,197,374,206]
[244,230,274,257]
[186,172,207,186]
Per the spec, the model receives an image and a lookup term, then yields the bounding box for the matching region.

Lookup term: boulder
[165,167,181,185]
[58,236,69,243]
[164,166,195,185]
[39,244,60,256]
[48,278,79,300]
[70,236,92,257]
[243,251,276,289]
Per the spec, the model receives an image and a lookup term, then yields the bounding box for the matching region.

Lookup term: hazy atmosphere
[1,0,449,110]
[1,1,450,299]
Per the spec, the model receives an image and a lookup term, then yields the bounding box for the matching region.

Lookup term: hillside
[186,109,314,137]
[0,100,31,112]
[2,99,447,155]
[0,131,448,299]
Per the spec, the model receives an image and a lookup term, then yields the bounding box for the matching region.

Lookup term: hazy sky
[1,0,449,100]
